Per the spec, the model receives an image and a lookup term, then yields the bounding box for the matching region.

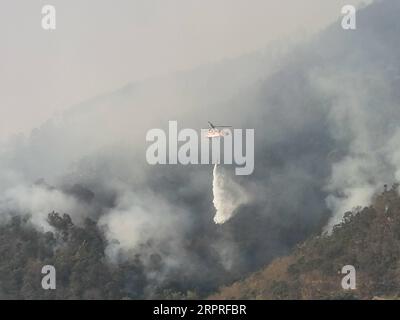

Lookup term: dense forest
[0,211,200,299]
[2,185,400,299]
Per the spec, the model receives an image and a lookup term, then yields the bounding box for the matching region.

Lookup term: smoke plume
[212,164,249,224]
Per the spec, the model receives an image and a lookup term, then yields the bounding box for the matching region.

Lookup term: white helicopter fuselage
[206,128,230,138]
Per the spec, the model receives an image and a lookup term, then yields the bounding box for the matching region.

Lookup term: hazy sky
[0,0,370,139]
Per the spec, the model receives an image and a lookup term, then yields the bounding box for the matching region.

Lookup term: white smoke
[0,184,87,231]
[98,189,189,262]
[212,164,249,224]
[312,68,398,232]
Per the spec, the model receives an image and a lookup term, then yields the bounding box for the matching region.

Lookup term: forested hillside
[211,185,400,300]
[2,185,400,300]
[0,212,200,299]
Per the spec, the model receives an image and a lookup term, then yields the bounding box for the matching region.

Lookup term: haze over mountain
[0,0,399,298]
[1,0,367,139]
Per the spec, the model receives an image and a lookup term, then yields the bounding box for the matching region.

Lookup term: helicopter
[206,121,232,138]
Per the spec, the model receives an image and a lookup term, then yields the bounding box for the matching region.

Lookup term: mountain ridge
[210,185,400,300]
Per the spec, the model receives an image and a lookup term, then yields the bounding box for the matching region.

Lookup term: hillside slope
[211,185,400,300]
[2,0,400,299]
